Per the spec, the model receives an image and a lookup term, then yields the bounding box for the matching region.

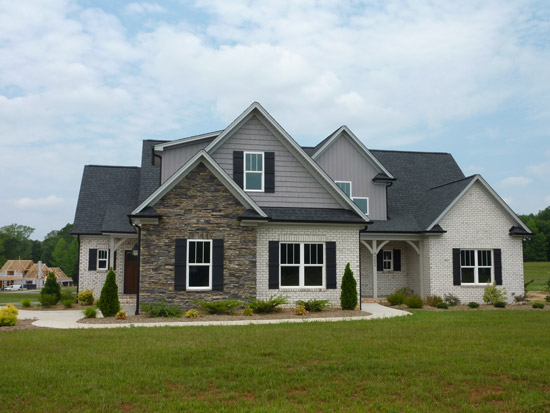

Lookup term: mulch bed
[16,303,90,311]
[386,302,550,311]
[79,308,370,325]
[0,319,46,332]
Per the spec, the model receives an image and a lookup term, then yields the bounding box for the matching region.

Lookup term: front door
[124,250,138,294]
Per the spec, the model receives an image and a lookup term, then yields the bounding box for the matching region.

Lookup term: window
[187,240,212,289]
[280,243,324,288]
[383,250,393,271]
[244,152,264,191]
[461,249,492,284]
[97,249,108,270]
[335,181,351,197]
[352,197,369,214]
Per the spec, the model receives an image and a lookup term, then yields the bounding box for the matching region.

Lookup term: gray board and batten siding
[315,131,387,220]
[161,138,214,183]
[210,115,341,209]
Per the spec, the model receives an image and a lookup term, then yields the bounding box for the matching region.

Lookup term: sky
[0,0,549,240]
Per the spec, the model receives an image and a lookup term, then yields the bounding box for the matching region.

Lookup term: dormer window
[244,152,264,191]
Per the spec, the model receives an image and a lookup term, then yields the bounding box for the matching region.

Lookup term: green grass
[524,261,550,292]
[0,287,76,304]
[1,311,549,411]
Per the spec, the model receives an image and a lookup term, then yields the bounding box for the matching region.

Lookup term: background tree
[51,238,67,267]
[520,206,550,262]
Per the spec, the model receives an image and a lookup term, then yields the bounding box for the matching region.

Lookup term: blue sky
[0,0,549,240]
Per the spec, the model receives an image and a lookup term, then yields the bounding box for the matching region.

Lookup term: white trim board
[154,131,222,152]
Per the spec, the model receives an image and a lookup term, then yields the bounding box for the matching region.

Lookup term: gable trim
[154,131,222,152]
[131,150,267,218]
[426,175,531,233]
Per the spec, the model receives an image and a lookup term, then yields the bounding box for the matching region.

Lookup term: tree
[63,238,79,282]
[98,268,120,317]
[41,272,61,304]
[51,238,67,267]
[340,263,358,310]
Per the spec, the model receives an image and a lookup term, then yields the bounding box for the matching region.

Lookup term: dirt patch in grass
[0,319,45,331]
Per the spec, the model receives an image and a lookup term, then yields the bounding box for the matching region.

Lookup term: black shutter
[174,239,187,291]
[393,249,401,271]
[268,241,279,289]
[494,249,502,285]
[88,249,97,271]
[452,248,461,286]
[326,242,337,289]
[377,250,383,271]
[233,151,244,188]
[212,239,224,291]
[265,152,275,193]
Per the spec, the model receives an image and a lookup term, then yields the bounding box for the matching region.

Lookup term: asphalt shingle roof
[241,207,367,224]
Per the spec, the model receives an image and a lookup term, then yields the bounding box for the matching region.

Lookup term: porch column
[419,240,425,298]
[372,240,378,299]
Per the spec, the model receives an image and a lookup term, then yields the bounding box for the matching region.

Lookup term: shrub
[545,278,550,293]
[395,287,414,296]
[4,303,18,316]
[436,302,449,309]
[21,299,31,308]
[40,294,58,308]
[61,299,73,308]
[242,307,253,316]
[98,268,120,317]
[425,295,443,307]
[513,293,527,303]
[468,302,480,308]
[524,279,534,289]
[386,292,406,306]
[444,293,461,307]
[296,299,329,312]
[295,304,308,315]
[77,290,94,306]
[248,295,288,314]
[185,309,198,318]
[546,295,550,303]
[483,283,507,305]
[194,299,242,315]
[404,294,423,308]
[532,302,545,309]
[115,310,127,320]
[0,305,18,326]
[83,307,97,318]
[41,272,61,305]
[141,301,183,318]
[340,263,358,310]
[494,301,506,308]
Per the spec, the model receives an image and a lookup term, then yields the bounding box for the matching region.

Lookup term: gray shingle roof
[240,207,367,224]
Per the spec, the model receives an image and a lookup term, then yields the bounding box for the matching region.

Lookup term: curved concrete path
[8,304,410,329]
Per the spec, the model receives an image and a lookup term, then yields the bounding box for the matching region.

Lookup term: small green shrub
[77,290,94,306]
[0,305,18,326]
[513,293,527,303]
[83,307,97,318]
[296,299,329,312]
[404,294,423,308]
[21,299,31,308]
[40,294,58,308]
[141,301,183,318]
[248,295,288,314]
[468,302,480,308]
[61,299,73,308]
[115,310,127,320]
[483,283,507,305]
[424,295,443,307]
[494,301,506,308]
[532,302,545,309]
[545,278,550,293]
[436,302,449,309]
[444,293,461,307]
[295,304,307,315]
[185,309,198,318]
[242,307,253,316]
[386,292,406,306]
[395,287,414,296]
[41,272,61,304]
[98,268,120,317]
[194,299,242,315]
[545,295,550,303]
[340,263,358,310]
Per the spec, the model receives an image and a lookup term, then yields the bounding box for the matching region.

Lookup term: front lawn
[0,287,76,304]
[525,261,550,292]
[1,311,549,411]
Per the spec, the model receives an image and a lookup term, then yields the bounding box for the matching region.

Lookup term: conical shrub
[98,268,120,317]
[41,272,61,304]
[340,263,358,310]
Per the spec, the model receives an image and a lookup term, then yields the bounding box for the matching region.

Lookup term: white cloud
[527,161,550,178]
[465,165,485,174]
[13,195,64,209]
[124,3,165,14]
[499,176,532,188]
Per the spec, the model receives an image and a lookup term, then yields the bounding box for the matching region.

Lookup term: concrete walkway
[9,304,410,330]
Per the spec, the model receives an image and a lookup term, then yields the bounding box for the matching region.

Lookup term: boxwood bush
[404,294,423,308]
[386,292,406,306]
[436,302,449,309]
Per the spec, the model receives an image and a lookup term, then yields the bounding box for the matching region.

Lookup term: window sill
[186,288,213,292]
[279,287,325,292]
[460,284,492,287]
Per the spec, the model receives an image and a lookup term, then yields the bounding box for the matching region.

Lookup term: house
[0,260,73,289]
[72,102,531,310]
[0,260,33,289]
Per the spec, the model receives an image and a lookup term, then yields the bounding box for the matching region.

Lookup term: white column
[372,240,378,299]
[109,236,115,270]
[419,240,425,298]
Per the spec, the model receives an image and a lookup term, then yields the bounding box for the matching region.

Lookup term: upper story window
[335,181,351,197]
[187,240,212,290]
[244,152,264,191]
[97,249,108,271]
[352,197,369,214]
[461,249,492,284]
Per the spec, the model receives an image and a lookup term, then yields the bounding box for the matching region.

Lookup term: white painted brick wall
[426,181,524,303]
[256,224,360,307]
[79,236,137,299]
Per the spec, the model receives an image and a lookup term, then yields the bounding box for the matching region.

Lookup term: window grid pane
[336,182,351,197]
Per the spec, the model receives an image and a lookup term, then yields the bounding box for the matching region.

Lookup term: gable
[162,138,214,183]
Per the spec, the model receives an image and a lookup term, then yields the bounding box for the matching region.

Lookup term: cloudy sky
[1,0,549,240]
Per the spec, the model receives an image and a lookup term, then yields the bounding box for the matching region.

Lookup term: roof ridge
[86,165,140,169]
[429,175,477,190]
[370,149,452,156]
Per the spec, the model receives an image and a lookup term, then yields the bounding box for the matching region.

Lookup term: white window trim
[280,242,325,289]
[97,249,108,271]
[352,196,369,215]
[186,239,213,291]
[382,249,393,271]
[461,249,494,285]
[244,151,264,192]
[335,181,352,198]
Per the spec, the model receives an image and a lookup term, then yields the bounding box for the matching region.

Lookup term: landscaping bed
[0,318,44,331]
[386,302,550,311]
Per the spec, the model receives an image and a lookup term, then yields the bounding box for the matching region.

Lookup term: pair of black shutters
[174,239,224,291]
[88,249,116,271]
[233,151,275,192]
[376,249,401,271]
[452,248,502,286]
[267,241,337,289]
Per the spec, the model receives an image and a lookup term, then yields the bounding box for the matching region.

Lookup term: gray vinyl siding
[315,133,387,220]
[161,139,214,183]
[212,115,341,208]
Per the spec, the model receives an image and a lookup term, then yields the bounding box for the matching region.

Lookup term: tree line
[520,206,550,262]
[0,223,78,282]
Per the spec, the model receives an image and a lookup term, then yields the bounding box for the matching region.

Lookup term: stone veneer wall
[78,236,137,298]
[426,181,524,303]
[139,162,257,308]
[256,224,360,307]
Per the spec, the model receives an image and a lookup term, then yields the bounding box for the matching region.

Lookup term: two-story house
[73,102,531,309]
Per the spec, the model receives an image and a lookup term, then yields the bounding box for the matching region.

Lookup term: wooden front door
[124,250,138,294]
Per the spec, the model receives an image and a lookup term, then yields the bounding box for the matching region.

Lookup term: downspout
[358,229,362,306]
[135,225,142,315]
[76,235,80,295]
[385,181,393,219]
